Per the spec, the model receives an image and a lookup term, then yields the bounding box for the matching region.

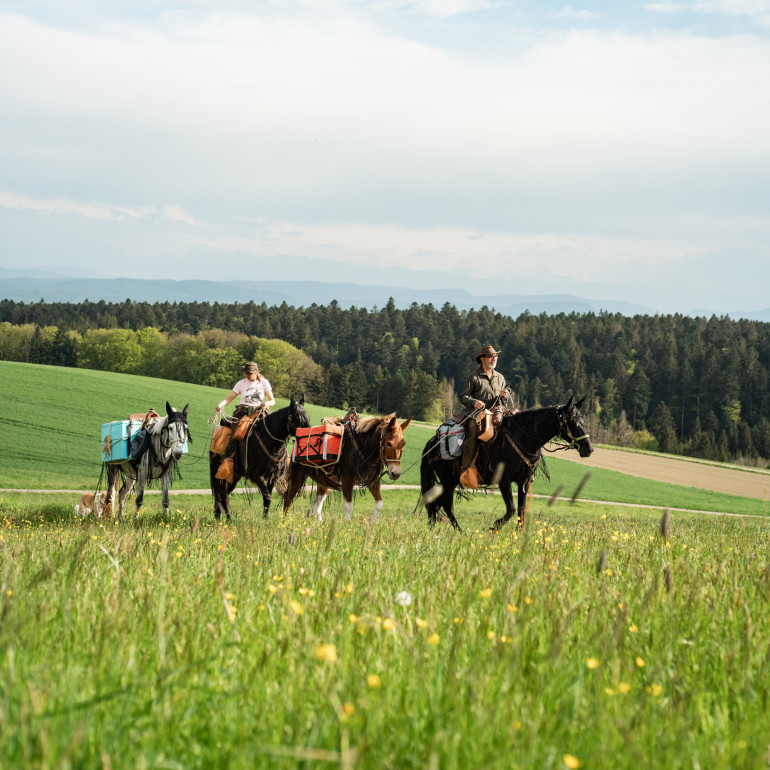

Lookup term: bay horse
[283,413,412,523]
[420,397,593,531]
[210,396,310,520]
[105,402,191,520]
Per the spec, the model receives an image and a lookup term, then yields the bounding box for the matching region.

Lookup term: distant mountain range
[1,271,768,321]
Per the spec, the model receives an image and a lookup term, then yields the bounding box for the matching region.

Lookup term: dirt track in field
[556,447,770,501]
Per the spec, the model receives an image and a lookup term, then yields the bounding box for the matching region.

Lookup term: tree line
[2,297,769,465]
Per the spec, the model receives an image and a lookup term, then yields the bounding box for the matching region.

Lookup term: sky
[1,0,769,315]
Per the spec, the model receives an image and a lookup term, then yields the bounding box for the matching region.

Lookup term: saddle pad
[292,424,344,466]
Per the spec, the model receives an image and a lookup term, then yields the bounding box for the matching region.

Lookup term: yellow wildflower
[289,600,304,615]
[563,754,580,769]
[586,658,600,670]
[617,682,631,694]
[382,618,396,631]
[342,702,355,717]
[428,633,440,645]
[315,644,337,662]
[635,656,645,668]
[480,587,492,599]
[367,674,381,688]
[416,618,428,628]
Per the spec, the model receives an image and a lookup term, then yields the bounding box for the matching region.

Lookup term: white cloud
[1,5,769,312]
[0,188,151,221]
[646,0,770,23]
[553,6,601,20]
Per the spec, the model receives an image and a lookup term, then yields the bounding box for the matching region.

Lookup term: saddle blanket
[292,424,344,466]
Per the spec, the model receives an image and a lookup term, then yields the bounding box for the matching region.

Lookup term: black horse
[420,397,593,531]
[210,395,310,520]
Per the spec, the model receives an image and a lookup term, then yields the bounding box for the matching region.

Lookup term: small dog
[75,492,112,518]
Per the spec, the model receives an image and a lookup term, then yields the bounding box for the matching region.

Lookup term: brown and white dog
[75,492,112,518]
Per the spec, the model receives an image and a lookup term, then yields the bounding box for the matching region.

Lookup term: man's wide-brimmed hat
[239,361,260,375]
[475,345,501,364]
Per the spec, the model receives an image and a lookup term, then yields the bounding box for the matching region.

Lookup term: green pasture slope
[1,493,770,768]
[3,362,770,767]
[1,361,767,518]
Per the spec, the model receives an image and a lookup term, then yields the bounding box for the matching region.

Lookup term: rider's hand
[500,389,508,399]
[474,400,485,410]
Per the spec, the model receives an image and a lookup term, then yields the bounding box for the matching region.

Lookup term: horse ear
[299,394,305,405]
[388,415,398,428]
[290,395,296,407]
[565,396,574,411]
[575,396,585,410]
[400,416,413,431]
[166,401,173,416]
[182,403,189,417]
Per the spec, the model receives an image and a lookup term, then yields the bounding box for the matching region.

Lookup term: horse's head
[558,396,593,458]
[165,401,191,461]
[380,414,413,480]
[288,395,310,435]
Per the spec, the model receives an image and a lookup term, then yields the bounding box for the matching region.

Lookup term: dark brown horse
[420,397,593,531]
[283,413,412,522]
[210,396,310,520]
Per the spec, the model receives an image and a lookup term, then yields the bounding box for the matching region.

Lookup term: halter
[551,408,590,451]
[159,415,190,452]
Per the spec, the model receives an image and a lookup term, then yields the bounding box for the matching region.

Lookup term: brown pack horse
[283,413,412,523]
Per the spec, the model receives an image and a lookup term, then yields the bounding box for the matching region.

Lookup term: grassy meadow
[1,491,770,769]
[3,361,770,768]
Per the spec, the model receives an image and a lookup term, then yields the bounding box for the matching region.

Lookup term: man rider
[459,345,511,486]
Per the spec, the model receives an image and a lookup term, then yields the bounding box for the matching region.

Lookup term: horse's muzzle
[386,461,402,480]
[578,440,594,458]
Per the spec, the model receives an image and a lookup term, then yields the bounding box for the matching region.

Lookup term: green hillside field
[1,361,767,518]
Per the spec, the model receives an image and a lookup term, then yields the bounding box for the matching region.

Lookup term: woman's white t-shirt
[233,377,272,407]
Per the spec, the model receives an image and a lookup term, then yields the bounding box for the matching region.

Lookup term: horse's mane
[502,404,559,428]
[356,413,395,435]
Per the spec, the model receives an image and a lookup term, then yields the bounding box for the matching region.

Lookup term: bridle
[552,407,590,451]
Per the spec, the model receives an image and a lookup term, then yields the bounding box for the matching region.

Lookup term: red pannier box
[292,424,344,466]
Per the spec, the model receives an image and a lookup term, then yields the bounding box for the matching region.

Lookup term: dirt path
[556,447,770,501]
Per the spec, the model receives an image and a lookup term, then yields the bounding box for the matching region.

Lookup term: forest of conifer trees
[2,297,769,465]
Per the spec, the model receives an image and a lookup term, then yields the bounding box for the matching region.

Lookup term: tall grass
[2,491,769,768]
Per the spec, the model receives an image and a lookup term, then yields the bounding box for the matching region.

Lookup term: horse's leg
[517,480,530,528]
[367,479,383,522]
[254,477,272,519]
[491,479,517,531]
[210,453,227,520]
[105,464,119,522]
[160,470,171,516]
[341,475,355,521]
[310,484,329,523]
[133,467,145,519]
[441,467,463,531]
[118,476,134,520]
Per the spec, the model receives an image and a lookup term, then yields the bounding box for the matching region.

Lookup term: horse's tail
[419,435,441,514]
[283,459,308,513]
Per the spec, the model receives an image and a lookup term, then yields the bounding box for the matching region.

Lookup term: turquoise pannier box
[101,419,143,462]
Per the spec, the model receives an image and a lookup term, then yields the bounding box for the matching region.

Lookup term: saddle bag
[437,420,465,460]
[210,425,232,456]
[129,430,148,463]
[292,424,344,466]
[215,457,235,483]
[476,410,495,442]
[233,412,259,441]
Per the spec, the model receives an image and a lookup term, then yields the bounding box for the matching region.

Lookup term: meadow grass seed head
[660,509,671,537]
